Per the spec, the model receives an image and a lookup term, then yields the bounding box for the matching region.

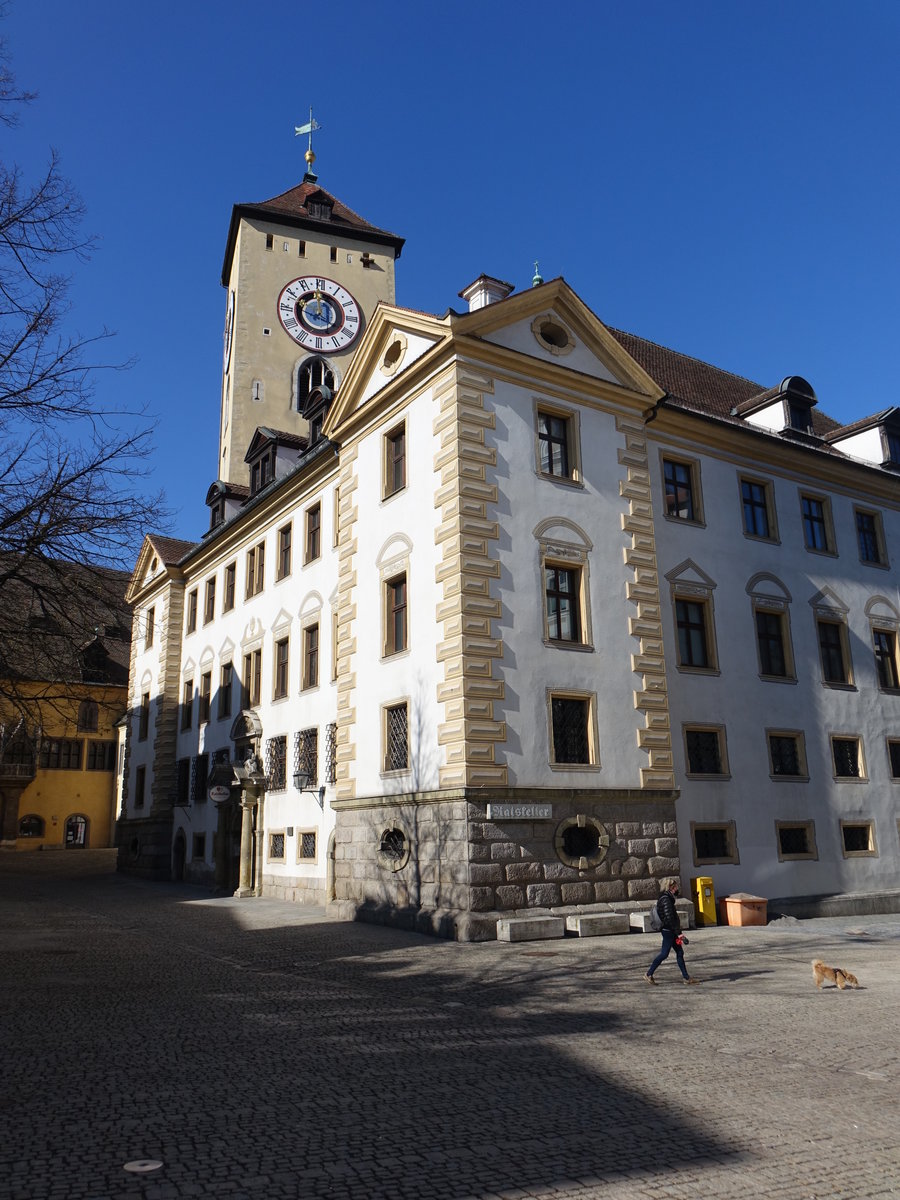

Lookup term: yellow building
[0,563,131,851]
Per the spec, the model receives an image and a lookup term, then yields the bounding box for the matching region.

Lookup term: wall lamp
[293,769,325,809]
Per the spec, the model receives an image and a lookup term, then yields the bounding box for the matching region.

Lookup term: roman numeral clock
[277,276,362,352]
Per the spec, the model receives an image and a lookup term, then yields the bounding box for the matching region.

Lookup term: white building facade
[117,171,900,935]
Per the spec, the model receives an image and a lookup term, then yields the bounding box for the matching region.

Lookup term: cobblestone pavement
[2,851,899,1200]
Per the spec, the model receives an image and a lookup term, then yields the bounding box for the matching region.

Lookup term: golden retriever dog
[812,959,859,990]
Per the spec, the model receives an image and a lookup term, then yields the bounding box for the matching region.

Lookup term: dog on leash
[812,959,859,990]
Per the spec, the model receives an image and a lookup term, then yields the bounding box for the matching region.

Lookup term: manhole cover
[123,1160,163,1174]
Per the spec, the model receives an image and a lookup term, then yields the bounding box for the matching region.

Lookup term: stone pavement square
[1,851,898,1200]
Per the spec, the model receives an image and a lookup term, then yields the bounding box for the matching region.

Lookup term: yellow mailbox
[691,876,717,926]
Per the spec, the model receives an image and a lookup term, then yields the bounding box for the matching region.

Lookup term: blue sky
[6,1,900,542]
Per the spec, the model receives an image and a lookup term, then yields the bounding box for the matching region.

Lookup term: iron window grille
[266,736,287,792]
[551,697,590,764]
[385,704,409,771]
[685,729,723,775]
[294,728,318,787]
[832,737,862,778]
[191,754,209,804]
[325,721,337,784]
[299,831,317,860]
[769,735,802,776]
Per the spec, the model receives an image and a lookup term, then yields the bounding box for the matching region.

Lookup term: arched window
[19,814,44,838]
[297,358,335,410]
[65,814,88,848]
[77,700,99,732]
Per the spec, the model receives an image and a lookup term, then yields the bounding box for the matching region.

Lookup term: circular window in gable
[554,815,610,869]
[380,332,408,378]
[378,826,410,871]
[532,314,576,356]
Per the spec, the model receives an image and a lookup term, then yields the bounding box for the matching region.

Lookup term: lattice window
[325,721,337,784]
[385,704,408,771]
[293,728,318,787]
[299,831,317,861]
[269,832,285,860]
[191,754,209,804]
[266,736,287,792]
[550,697,590,764]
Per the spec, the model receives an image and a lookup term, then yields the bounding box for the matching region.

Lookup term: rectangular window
[874,628,900,689]
[191,753,208,804]
[545,564,582,643]
[86,740,116,771]
[684,727,727,776]
[550,695,593,765]
[218,662,233,719]
[135,764,146,809]
[277,523,292,580]
[384,426,407,497]
[39,738,83,770]
[888,738,900,779]
[663,458,700,521]
[199,672,212,724]
[755,609,789,677]
[181,679,193,730]
[266,736,287,792]
[840,820,877,857]
[855,509,885,565]
[176,757,190,806]
[192,834,206,860]
[186,589,198,633]
[224,562,236,612]
[537,409,572,479]
[675,598,712,669]
[246,542,265,598]
[817,619,850,684]
[691,821,738,865]
[268,831,285,860]
[767,731,807,779]
[801,494,833,553]
[145,606,155,648]
[243,649,262,707]
[325,720,338,784]
[329,245,338,263]
[740,477,774,539]
[776,821,817,862]
[274,637,289,699]
[384,702,409,772]
[265,233,274,250]
[204,578,216,624]
[298,239,306,257]
[305,504,321,563]
[298,830,317,861]
[302,624,319,690]
[385,574,407,656]
[295,727,319,786]
[139,691,150,741]
[832,735,865,780]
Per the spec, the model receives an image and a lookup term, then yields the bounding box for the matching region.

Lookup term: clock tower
[218,157,404,485]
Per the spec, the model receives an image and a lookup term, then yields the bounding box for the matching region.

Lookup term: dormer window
[307,198,333,221]
[210,501,224,530]
[883,429,900,467]
[249,448,276,496]
[787,400,812,434]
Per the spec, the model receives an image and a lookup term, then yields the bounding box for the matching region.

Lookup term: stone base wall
[115,813,175,880]
[468,795,679,912]
[331,790,681,940]
[263,873,326,905]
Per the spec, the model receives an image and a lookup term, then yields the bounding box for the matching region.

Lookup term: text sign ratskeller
[486,803,553,820]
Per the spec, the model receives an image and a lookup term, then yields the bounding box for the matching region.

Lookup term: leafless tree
[0,25,164,726]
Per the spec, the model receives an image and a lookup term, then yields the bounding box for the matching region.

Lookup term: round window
[554,815,609,869]
[378,826,410,871]
[531,314,575,356]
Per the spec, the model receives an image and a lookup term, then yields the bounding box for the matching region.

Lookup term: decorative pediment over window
[808,585,849,618]
[665,559,717,592]
[230,709,263,743]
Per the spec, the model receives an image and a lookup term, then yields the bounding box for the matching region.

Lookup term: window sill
[858,558,889,570]
[769,773,810,783]
[841,850,877,859]
[685,772,731,781]
[833,776,869,784]
[803,546,837,558]
[545,638,594,653]
[821,681,857,691]
[758,673,798,684]
[536,471,584,490]
[663,513,706,528]
[675,665,720,677]
[777,853,818,862]
[692,857,739,867]
[382,648,411,663]
[742,532,780,545]
[549,761,601,772]
[381,486,408,504]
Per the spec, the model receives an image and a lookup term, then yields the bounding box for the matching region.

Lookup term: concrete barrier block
[565,913,630,937]
[629,911,654,932]
[496,916,566,942]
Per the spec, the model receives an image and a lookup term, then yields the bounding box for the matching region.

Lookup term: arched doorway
[64,814,88,848]
[173,829,186,881]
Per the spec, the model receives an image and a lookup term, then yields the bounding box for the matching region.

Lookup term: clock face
[277,276,362,352]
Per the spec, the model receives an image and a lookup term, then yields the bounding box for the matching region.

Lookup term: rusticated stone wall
[331,789,680,939]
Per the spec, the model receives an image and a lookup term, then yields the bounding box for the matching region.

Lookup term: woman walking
[645,878,700,985]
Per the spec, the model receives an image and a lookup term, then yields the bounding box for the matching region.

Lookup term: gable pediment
[665,559,717,590]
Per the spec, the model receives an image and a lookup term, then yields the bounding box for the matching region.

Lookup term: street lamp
[293,769,325,809]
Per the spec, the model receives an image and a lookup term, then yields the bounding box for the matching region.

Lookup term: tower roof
[221,181,405,285]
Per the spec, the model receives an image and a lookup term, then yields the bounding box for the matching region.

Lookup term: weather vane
[295,107,321,181]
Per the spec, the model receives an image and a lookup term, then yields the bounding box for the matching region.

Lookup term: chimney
[458,274,514,312]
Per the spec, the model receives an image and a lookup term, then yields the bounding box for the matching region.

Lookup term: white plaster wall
[829,426,883,467]
[350,386,445,796]
[485,321,620,385]
[650,435,900,901]
[485,377,645,787]
[356,331,438,409]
